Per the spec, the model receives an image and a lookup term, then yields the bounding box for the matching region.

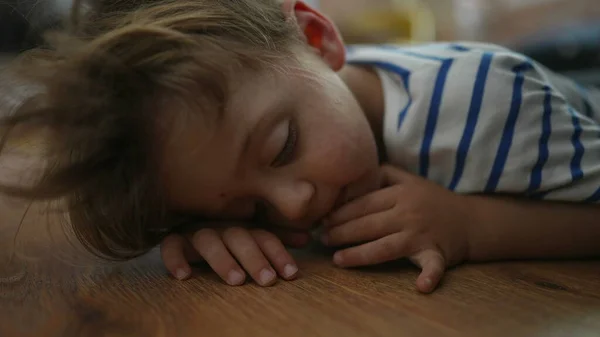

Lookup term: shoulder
[344,42,551,87]
[345,42,526,67]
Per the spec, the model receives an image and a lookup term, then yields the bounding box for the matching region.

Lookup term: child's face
[158,1,381,230]
[160,58,380,230]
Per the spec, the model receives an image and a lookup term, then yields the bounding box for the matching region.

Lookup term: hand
[160,223,311,286]
[321,165,471,293]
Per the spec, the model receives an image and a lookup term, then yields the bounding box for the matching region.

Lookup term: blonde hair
[0,0,301,260]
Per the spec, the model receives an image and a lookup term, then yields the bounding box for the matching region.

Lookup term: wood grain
[1,197,600,337]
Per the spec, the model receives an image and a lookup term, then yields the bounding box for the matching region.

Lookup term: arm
[323,165,600,293]
[466,196,600,261]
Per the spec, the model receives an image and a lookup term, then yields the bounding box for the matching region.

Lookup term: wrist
[459,194,484,262]
[439,192,477,265]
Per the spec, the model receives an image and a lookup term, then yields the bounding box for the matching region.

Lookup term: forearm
[465,196,600,262]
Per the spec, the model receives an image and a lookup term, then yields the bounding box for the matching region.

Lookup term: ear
[281,0,346,71]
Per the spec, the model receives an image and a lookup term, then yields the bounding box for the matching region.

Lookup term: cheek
[303,115,378,185]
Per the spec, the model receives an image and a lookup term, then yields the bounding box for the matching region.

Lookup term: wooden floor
[0,129,598,337]
[1,199,600,337]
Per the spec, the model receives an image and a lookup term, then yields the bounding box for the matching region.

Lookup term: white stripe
[587,88,600,123]
[375,68,413,170]
[347,46,434,72]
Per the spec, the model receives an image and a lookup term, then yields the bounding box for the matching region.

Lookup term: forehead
[228,69,283,118]
[158,64,286,137]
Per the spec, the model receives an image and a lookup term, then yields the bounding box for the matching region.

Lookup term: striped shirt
[346,42,600,203]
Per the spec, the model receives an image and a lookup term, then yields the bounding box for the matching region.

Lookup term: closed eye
[270,120,297,167]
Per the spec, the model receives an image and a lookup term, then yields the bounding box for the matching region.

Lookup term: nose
[262,179,315,221]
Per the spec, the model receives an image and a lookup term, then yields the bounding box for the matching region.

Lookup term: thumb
[409,248,446,294]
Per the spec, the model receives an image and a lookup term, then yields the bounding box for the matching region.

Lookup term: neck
[338,64,386,162]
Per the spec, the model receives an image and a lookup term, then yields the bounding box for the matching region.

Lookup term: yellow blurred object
[341,0,436,44]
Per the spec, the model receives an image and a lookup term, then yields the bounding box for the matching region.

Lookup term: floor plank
[1,224,600,337]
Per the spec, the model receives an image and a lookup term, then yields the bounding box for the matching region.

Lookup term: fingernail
[175,268,189,280]
[333,252,343,265]
[227,270,245,286]
[259,268,276,285]
[424,278,433,287]
[283,264,298,278]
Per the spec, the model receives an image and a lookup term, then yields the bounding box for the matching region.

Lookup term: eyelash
[271,120,298,167]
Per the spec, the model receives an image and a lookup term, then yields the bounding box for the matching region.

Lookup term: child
[2,0,600,293]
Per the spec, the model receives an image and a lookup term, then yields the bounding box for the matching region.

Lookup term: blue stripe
[347,60,412,130]
[584,186,600,202]
[568,107,585,182]
[448,52,493,191]
[419,59,454,177]
[576,83,594,118]
[485,62,533,192]
[527,85,553,193]
[448,44,470,52]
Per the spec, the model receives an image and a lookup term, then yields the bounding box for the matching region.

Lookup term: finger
[222,227,278,287]
[327,187,397,227]
[333,232,410,267]
[192,228,246,286]
[160,234,194,280]
[251,230,299,280]
[410,249,446,294]
[177,233,205,262]
[322,211,397,247]
[380,164,415,186]
[269,228,312,248]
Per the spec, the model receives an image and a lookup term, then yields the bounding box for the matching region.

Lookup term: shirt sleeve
[378,44,600,203]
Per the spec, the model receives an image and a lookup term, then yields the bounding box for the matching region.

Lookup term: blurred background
[1,0,599,85]
[318,0,598,44]
[319,0,600,85]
